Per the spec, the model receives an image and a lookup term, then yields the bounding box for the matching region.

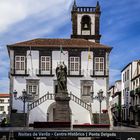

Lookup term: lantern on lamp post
[90,89,106,124]
[13,89,30,126]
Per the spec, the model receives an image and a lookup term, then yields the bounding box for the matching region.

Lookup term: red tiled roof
[0,94,10,97]
[7,38,112,50]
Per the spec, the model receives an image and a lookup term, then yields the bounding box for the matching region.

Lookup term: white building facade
[7,2,112,125]
[0,94,10,118]
[108,80,121,125]
[121,60,140,125]
[129,60,140,126]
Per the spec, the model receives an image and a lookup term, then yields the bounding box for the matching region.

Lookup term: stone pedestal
[54,92,71,122]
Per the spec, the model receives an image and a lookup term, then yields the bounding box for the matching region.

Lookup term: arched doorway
[47,102,72,122]
[47,102,56,122]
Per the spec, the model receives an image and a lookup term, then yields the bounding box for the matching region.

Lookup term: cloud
[0,0,74,93]
[0,0,73,34]
[0,0,73,45]
[0,0,140,92]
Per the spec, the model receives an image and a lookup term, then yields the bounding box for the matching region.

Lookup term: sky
[0,0,140,93]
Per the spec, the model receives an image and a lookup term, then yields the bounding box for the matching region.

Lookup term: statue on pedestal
[56,62,67,92]
[54,62,70,123]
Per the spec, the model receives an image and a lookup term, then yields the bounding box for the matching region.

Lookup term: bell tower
[71,1,101,43]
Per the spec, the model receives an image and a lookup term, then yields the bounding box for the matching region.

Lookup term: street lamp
[13,89,30,126]
[90,89,106,124]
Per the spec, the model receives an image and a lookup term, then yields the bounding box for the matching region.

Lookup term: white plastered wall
[27,50,39,77]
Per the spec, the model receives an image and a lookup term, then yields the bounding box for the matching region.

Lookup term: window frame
[69,56,80,75]
[15,55,26,74]
[28,85,38,95]
[0,99,4,103]
[26,80,39,101]
[82,85,92,96]
[40,56,51,74]
[127,70,129,80]
[0,106,4,111]
[81,80,93,103]
[94,57,104,75]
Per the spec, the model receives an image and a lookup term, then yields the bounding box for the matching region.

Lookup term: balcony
[67,69,84,77]
[135,87,140,95]
[36,69,54,77]
[9,68,29,76]
[130,90,135,97]
[90,69,109,77]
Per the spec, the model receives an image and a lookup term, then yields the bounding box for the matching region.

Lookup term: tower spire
[72,0,77,11]
[95,1,100,12]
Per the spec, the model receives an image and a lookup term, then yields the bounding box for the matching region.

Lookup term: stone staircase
[69,93,91,111]
[28,93,54,111]
[28,92,91,111]
[93,113,110,124]
[10,113,27,127]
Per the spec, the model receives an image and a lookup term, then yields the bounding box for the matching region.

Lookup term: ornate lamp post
[91,89,106,124]
[13,89,30,126]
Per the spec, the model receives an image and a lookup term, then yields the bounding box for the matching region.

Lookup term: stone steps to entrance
[10,113,27,127]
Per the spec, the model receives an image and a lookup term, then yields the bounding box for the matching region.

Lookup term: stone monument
[54,62,71,122]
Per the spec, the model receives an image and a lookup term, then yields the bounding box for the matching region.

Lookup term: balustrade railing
[28,93,54,111]
[28,92,91,111]
[77,7,96,12]
[69,93,91,111]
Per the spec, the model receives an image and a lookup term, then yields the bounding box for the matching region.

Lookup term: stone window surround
[12,50,28,76]
[26,79,39,99]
